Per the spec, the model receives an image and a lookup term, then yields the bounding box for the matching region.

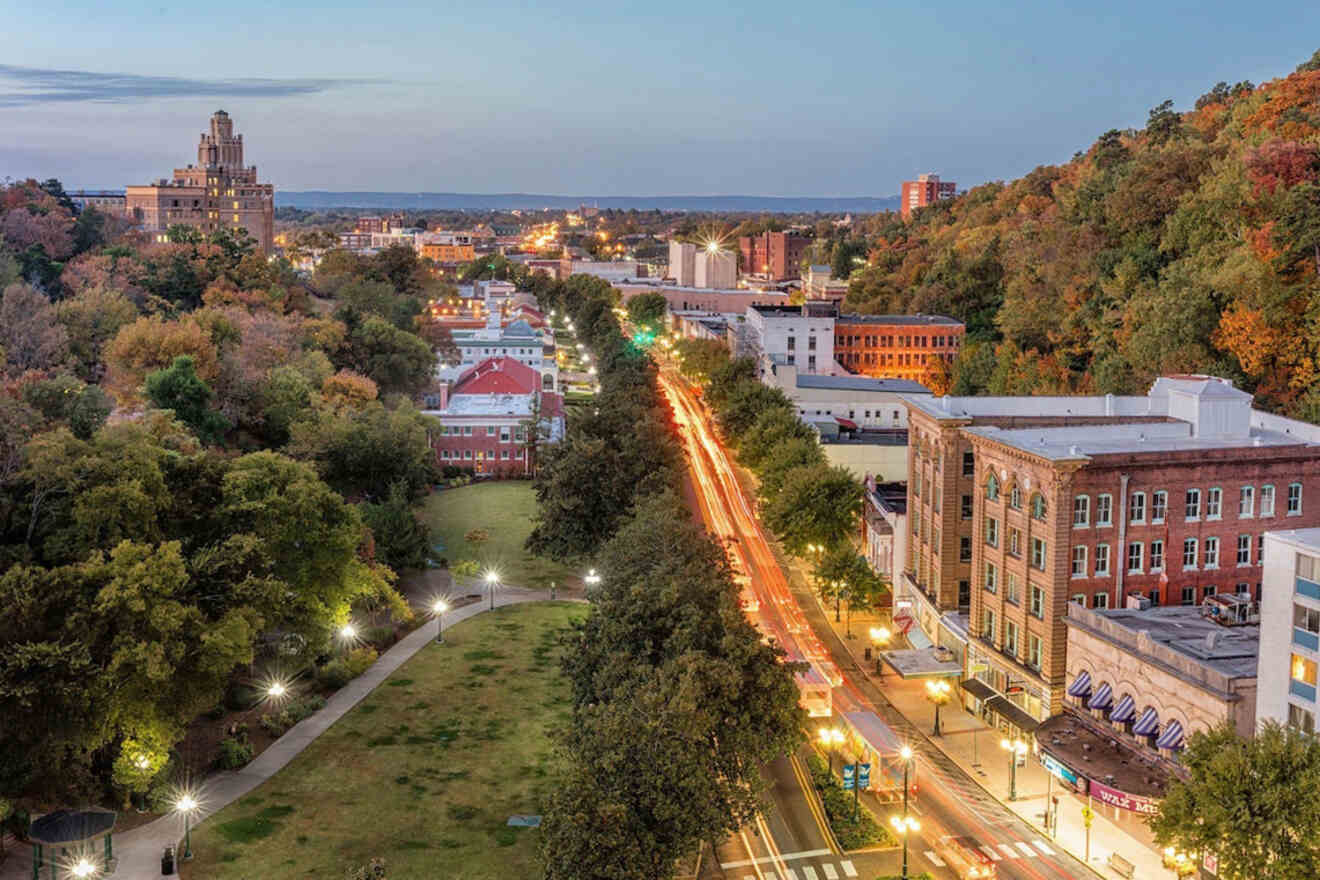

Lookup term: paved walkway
[2,587,571,880]
[790,556,1173,880]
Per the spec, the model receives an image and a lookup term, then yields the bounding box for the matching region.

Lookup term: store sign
[1089,780,1159,816]
[1040,753,1078,786]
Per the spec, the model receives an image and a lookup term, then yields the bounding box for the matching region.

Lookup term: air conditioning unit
[1125,595,1151,611]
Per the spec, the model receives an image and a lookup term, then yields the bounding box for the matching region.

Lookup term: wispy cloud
[0,65,376,107]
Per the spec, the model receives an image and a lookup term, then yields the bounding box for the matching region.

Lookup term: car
[937,836,997,880]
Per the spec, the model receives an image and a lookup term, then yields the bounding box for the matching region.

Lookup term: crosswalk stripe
[979,845,1002,861]
[721,850,833,869]
[1015,842,1039,858]
[840,861,858,878]
[822,864,839,880]
[924,850,946,867]
[1034,839,1057,856]
[803,867,819,880]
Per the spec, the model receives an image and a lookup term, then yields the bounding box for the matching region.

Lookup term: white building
[370,228,424,250]
[1257,528,1320,735]
[764,363,928,430]
[695,248,737,290]
[439,313,557,392]
[668,241,696,286]
[562,260,639,283]
[745,302,838,377]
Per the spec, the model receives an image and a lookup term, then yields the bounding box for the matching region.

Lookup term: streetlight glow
[899,745,913,761]
[267,682,286,699]
[71,859,96,878]
[584,568,602,586]
[176,795,197,813]
[339,623,357,640]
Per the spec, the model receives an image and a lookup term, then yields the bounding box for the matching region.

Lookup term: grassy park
[419,481,574,589]
[181,601,586,880]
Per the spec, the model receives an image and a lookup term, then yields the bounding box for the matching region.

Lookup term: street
[661,369,1098,880]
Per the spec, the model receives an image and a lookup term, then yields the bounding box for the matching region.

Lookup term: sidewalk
[796,557,1173,880]
[2,587,572,880]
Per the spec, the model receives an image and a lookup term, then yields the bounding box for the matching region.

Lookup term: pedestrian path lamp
[899,745,913,814]
[869,627,891,679]
[889,814,920,880]
[71,858,97,878]
[432,599,448,644]
[1001,738,1028,801]
[485,570,500,611]
[925,679,951,736]
[175,795,198,861]
[584,569,602,588]
[818,727,845,775]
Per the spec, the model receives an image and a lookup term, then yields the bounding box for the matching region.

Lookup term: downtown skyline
[3,0,1319,196]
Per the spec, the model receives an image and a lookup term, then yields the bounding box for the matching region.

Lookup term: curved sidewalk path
[3,587,576,880]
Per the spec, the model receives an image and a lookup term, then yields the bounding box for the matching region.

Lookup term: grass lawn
[181,601,586,880]
[419,481,574,589]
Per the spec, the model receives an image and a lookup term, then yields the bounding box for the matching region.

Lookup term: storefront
[965,643,1050,739]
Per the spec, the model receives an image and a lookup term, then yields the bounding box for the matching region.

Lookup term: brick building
[834,314,964,383]
[125,110,274,252]
[902,376,1320,736]
[738,230,810,281]
[900,173,957,220]
[354,214,407,235]
[425,357,564,476]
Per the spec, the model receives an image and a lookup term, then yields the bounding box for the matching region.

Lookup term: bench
[1107,852,1136,879]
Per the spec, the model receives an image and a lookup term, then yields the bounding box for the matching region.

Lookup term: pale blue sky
[1,1,1316,195]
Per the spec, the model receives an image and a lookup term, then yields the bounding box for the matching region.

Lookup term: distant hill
[276,191,900,214]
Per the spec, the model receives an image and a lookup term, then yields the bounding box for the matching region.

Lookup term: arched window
[986,473,1000,502]
[1031,493,1047,520]
[1009,483,1022,510]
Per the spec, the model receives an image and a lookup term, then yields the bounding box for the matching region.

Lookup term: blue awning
[1156,719,1185,750]
[1109,694,1136,723]
[1132,706,1160,737]
[1066,670,1092,698]
[1087,682,1113,711]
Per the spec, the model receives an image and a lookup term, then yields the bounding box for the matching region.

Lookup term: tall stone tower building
[125,110,275,253]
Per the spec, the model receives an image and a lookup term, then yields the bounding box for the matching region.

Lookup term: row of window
[979,609,1044,671]
[835,334,959,349]
[438,425,526,441]
[1067,584,1255,610]
[438,448,525,461]
[1069,535,1263,577]
[982,565,1048,617]
[1072,484,1300,528]
[840,351,944,367]
[983,521,1049,569]
[984,474,1047,519]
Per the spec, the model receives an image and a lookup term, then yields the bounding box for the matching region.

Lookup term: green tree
[756,436,825,502]
[338,315,436,397]
[762,463,862,554]
[287,399,437,500]
[144,355,230,444]
[673,337,730,385]
[737,407,817,471]
[360,481,432,571]
[1273,182,1320,277]
[715,381,794,440]
[625,292,668,329]
[111,724,172,809]
[1151,721,1320,880]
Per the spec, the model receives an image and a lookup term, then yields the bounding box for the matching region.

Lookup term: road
[661,369,1095,880]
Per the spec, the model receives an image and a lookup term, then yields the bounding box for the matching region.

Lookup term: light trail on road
[659,368,1095,880]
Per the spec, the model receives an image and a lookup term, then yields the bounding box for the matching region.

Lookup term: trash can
[162,845,176,875]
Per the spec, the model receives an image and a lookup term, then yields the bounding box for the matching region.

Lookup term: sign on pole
[842,764,855,791]
[857,762,871,790]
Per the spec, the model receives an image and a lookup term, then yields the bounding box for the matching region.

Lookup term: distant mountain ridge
[276,191,901,213]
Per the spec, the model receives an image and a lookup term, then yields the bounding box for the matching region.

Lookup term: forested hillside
[847,50,1320,414]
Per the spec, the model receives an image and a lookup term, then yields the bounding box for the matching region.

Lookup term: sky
[1,1,1318,197]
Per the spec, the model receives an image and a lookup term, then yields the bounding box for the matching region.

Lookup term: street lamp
[584,569,602,587]
[266,681,287,700]
[484,570,500,611]
[926,679,952,736]
[889,814,920,880]
[70,858,97,879]
[818,727,845,775]
[869,627,891,679]
[175,794,198,861]
[432,599,448,644]
[1001,738,1028,801]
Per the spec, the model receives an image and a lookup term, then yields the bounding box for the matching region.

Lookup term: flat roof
[1067,604,1259,680]
[962,420,1311,462]
[903,393,1155,421]
[881,646,962,678]
[838,313,963,327]
[1262,527,1320,553]
[796,373,931,394]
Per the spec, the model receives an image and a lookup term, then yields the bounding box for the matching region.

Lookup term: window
[1181,586,1195,605]
[1010,485,1022,510]
[984,562,998,594]
[1292,653,1318,687]
[962,451,975,477]
[1186,489,1201,520]
[1204,585,1216,598]
[982,609,996,643]
[1072,545,1088,577]
[1298,553,1320,581]
[1205,537,1220,568]
[1009,527,1022,557]
[1150,540,1165,571]
[786,335,796,349]
[1027,634,1043,671]
[1207,487,1222,519]
[1130,492,1146,524]
[1152,490,1168,523]
[1262,485,1276,517]
[1096,494,1113,526]
[1031,537,1047,571]
[961,495,973,520]
[1073,495,1091,527]
[1094,592,1109,609]
[1072,594,1087,606]
[1127,542,1144,573]
[960,537,972,562]
[1095,543,1110,576]
[1183,538,1198,569]
[1030,584,1045,618]
[1289,704,1316,735]
[958,580,971,607]
[1240,486,1255,517]
[986,474,1000,501]
[1031,494,1047,520]
[1237,535,1252,566]
[985,517,999,548]
[1004,621,1019,657]
[487,426,497,436]
[1294,603,1320,634]
[1289,482,1303,515]
[1006,573,1020,604]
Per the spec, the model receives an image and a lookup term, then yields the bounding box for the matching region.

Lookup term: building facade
[864,475,908,582]
[900,173,957,220]
[615,283,790,314]
[765,363,927,431]
[68,190,126,213]
[745,302,837,377]
[738,230,810,281]
[441,314,557,392]
[668,241,697,286]
[834,314,965,383]
[804,265,849,302]
[1256,528,1320,735]
[125,110,275,252]
[695,248,737,290]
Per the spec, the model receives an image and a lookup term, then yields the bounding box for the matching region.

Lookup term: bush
[364,625,396,650]
[223,683,258,712]
[804,753,894,850]
[216,737,254,770]
[346,646,378,677]
[261,696,328,737]
[319,647,378,689]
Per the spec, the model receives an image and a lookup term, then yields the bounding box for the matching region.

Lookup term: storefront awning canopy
[986,695,1041,733]
[835,417,858,431]
[1066,670,1092,698]
[1109,694,1136,723]
[1132,706,1160,737]
[960,678,996,701]
[1156,719,1184,750]
[1087,682,1113,711]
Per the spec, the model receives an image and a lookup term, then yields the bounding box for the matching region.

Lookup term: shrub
[804,753,893,850]
[223,683,257,712]
[345,646,378,677]
[261,696,328,737]
[364,625,396,649]
[216,737,254,770]
[319,647,378,689]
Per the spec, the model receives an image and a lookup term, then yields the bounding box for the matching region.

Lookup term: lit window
[1292,653,1317,687]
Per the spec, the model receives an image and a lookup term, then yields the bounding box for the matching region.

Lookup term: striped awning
[1109,694,1136,723]
[1087,682,1113,711]
[1132,706,1160,737]
[1156,720,1185,750]
[1066,671,1092,698]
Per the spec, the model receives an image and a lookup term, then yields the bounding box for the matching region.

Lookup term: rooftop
[1037,712,1170,800]
[796,373,931,395]
[453,357,539,396]
[837,313,964,327]
[1264,527,1320,553]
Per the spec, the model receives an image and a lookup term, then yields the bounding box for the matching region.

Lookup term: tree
[286,399,437,500]
[1146,99,1182,145]
[104,315,220,402]
[736,407,817,471]
[761,463,862,554]
[625,292,667,329]
[55,285,138,382]
[360,482,432,572]
[1151,721,1320,880]
[673,337,729,385]
[22,373,112,440]
[715,381,794,440]
[0,283,69,375]
[144,355,230,445]
[756,437,825,501]
[813,546,889,618]
[1273,182,1320,277]
[339,315,436,397]
[111,724,171,809]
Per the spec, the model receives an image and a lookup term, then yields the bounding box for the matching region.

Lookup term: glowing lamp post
[584,569,602,588]
[1001,738,1028,801]
[869,627,891,679]
[818,727,845,775]
[889,814,920,880]
[176,794,198,861]
[485,570,500,611]
[926,679,951,736]
[71,858,97,879]
[267,682,286,699]
[433,599,449,644]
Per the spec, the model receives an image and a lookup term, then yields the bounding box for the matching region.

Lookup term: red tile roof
[453,357,539,395]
